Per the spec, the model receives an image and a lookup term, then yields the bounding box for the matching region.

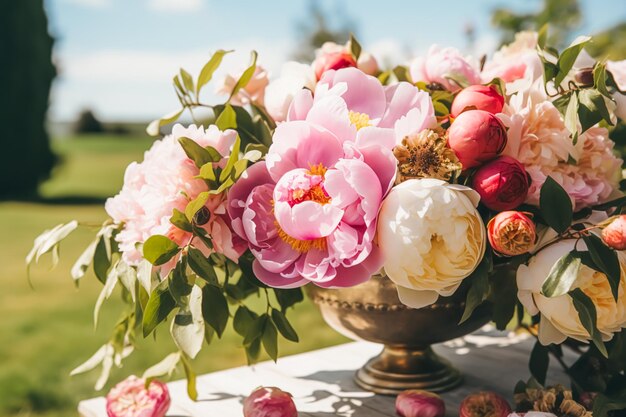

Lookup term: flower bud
[574,68,594,87]
[447,110,507,170]
[459,391,512,417]
[193,206,211,226]
[472,156,529,211]
[106,376,170,417]
[314,51,357,80]
[451,85,505,118]
[601,215,626,250]
[488,211,536,256]
[395,390,446,417]
[243,386,298,417]
[357,52,379,76]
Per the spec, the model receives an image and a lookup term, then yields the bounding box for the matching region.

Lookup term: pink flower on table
[288,67,436,145]
[410,45,481,92]
[243,386,297,417]
[216,65,269,107]
[106,376,170,417]
[228,95,397,288]
[105,124,246,276]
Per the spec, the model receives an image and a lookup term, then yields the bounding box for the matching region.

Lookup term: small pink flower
[216,65,269,106]
[396,390,446,417]
[410,45,481,92]
[451,85,505,118]
[602,215,626,250]
[473,156,529,211]
[106,376,170,417]
[488,211,536,256]
[447,110,507,169]
[243,387,297,417]
[314,50,357,80]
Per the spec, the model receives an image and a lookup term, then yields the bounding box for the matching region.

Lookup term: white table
[78,327,571,417]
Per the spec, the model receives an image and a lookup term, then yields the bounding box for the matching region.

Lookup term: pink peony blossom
[410,45,481,92]
[288,67,436,145]
[106,376,170,417]
[264,62,316,123]
[216,65,269,106]
[228,94,397,288]
[105,124,246,275]
[243,386,297,417]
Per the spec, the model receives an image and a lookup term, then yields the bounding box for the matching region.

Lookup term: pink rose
[243,387,297,417]
[106,376,170,417]
[472,156,529,211]
[602,215,626,250]
[314,51,357,80]
[410,45,481,92]
[487,211,536,256]
[447,110,507,169]
[451,85,505,118]
[396,390,446,417]
[459,392,511,417]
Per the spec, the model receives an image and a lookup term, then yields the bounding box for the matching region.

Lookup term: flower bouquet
[28,28,626,415]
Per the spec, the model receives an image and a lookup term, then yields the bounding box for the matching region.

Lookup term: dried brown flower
[394,129,461,183]
[514,385,591,417]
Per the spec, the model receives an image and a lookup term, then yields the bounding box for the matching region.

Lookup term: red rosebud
[601,215,626,250]
[451,85,505,118]
[314,51,357,80]
[447,110,507,170]
[472,156,529,211]
[488,211,536,256]
[459,391,512,417]
[243,387,298,417]
[395,390,446,417]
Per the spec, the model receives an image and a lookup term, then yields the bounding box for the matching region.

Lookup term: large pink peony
[106,376,170,417]
[105,124,246,275]
[409,45,481,92]
[228,94,397,288]
[288,67,436,145]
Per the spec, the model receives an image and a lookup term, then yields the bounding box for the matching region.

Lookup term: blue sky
[45,0,626,122]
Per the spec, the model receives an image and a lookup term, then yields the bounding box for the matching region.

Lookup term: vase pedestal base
[354,345,462,395]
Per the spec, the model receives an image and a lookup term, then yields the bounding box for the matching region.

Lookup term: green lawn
[0,134,348,417]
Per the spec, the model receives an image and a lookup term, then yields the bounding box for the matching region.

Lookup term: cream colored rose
[517,239,626,345]
[378,178,486,308]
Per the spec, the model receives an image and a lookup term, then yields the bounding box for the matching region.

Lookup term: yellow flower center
[349,111,371,130]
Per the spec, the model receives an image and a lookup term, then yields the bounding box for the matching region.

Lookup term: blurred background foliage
[1,0,625,416]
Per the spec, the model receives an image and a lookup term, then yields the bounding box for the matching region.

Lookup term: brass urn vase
[307,268,508,394]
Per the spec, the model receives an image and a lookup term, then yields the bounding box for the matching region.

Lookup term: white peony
[377,178,486,308]
[517,239,626,345]
[264,62,316,122]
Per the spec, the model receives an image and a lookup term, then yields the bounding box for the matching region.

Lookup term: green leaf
[243,314,267,346]
[349,33,362,60]
[142,278,176,337]
[93,233,112,284]
[142,351,181,380]
[71,237,98,281]
[180,68,194,93]
[143,235,180,266]
[262,317,279,361]
[168,256,193,306]
[274,288,304,312]
[197,162,216,182]
[555,36,591,86]
[491,266,518,330]
[245,338,261,365]
[180,352,198,400]
[593,393,626,417]
[271,309,299,342]
[594,62,612,98]
[537,24,548,49]
[178,137,219,168]
[201,284,229,337]
[582,234,621,302]
[196,49,233,96]
[187,247,218,285]
[541,251,582,297]
[215,104,237,131]
[460,257,490,324]
[570,288,608,357]
[219,134,241,182]
[393,65,410,83]
[564,91,580,137]
[146,109,184,136]
[539,176,573,233]
[578,89,613,133]
[170,208,192,232]
[229,50,258,102]
[529,341,550,385]
[184,191,209,222]
[233,306,258,337]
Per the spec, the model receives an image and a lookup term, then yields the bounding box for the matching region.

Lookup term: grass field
[0,134,347,417]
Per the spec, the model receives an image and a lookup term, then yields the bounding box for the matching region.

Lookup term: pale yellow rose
[517,239,626,345]
[377,178,486,308]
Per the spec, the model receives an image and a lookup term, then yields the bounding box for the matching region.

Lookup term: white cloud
[148,0,204,13]
[63,0,110,8]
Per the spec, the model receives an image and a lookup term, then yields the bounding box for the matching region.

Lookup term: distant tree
[586,22,626,60]
[291,0,357,62]
[0,0,56,198]
[74,109,104,134]
[491,0,581,48]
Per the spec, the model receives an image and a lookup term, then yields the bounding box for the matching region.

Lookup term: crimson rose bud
[459,391,511,417]
[395,390,445,417]
[601,215,626,250]
[488,211,536,256]
[447,110,507,170]
[451,85,505,117]
[314,51,357,80]
[243,386,298,417]
[472,156,529,211]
